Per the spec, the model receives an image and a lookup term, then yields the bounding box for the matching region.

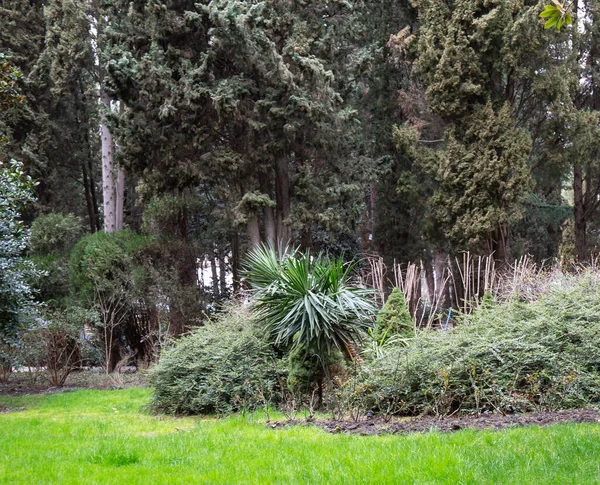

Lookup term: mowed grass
[1,389,600,484]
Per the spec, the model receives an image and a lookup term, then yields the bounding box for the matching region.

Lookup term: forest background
[1,0,599,374]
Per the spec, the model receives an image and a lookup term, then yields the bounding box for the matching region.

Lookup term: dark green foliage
[150,306,283,415]
[69,230,153,305]
[423,104,533,253]
[104,0,368,248]
[0,52,24,113]
[29,212,83,303]
[287,343,346,398]
[69,230,157,371]
[348,274,600,416]
[397,0,540,259]
[372,288,413,344]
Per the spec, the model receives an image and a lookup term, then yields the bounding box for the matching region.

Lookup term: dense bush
[372,287,413,343]
[29,212,83,303]
[344,274,600,416]
[69,230,157,371]
[150,306,285,415]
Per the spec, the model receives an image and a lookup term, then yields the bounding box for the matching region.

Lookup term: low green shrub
[345,273,600,416]
[150,305,285,415]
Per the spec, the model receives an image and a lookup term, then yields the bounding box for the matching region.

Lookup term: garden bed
[270,409,600,435]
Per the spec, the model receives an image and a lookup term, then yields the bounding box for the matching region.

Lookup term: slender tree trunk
[231,231,240,295]
[275,157,291,245]
[423,258,436,308]
[210,253,220,299]
[491,225,511,267]
[574,162,587,261]
[82,161,97,232]
[100,83,116,233]
[433,251,448,309]
[260,178,276,245]
[115,165,125,230]
[247,215,261,249]
[87,153,101,232]
[115,101,125,230]
[218,251,228,297]
[263,205,276,246]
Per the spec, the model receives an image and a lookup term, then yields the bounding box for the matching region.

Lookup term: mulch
[268,409,600,435]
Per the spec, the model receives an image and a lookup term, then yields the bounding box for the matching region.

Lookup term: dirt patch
[0,406,26,414]
[269,409,600,435]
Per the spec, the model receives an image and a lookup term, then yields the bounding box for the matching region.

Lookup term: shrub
[346,273,600,416]
[372,287,413,343]
[150,305,285,415]
[0,160,40,345]
[29,213,83,303]
[244,245,374,407]
[69,230,157,372]
[30,213,82,257]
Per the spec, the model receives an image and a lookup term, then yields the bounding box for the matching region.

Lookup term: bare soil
[269,409,600,435]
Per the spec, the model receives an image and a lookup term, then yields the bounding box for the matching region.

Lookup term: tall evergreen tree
[104,0,367,255]
[0,0,102,230]
[397,0,536,262]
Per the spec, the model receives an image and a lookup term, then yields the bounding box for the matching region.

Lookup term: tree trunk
[218,251,228,297]
[210,253,220,299]
[574,162,587,262]
[82,160,97,233]
[275,157,291,245]
[260,178,276,245]
[423,258,436,308]
[106,327,121,373]
[231,231,240,295]
[433,251,448,309]
[115,165,125,230]
[491,225,511,267]
[87,154,101,232]
[100,84,116,233]
[247,215,261,249]
[115,101,125,231]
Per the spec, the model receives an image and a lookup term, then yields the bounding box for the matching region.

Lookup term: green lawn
[1,388,600,484]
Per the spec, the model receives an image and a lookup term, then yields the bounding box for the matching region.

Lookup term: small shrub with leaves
[150,305,285,415]
[345,272,600,416]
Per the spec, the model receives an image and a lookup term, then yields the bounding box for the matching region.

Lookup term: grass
[1,388,600,484]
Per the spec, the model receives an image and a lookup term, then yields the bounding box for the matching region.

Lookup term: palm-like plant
[244,245,375,354]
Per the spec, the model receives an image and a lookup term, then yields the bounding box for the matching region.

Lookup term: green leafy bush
[29,212,83,303]
[346,273,600,416]
[0,161,40,343]
[150,305,285,415]
[69,230,158,371]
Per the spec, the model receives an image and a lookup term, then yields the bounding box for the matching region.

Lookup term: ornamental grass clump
[345,272,600,416]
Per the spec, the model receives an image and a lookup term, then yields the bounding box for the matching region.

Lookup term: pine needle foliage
[244,245,375,354]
